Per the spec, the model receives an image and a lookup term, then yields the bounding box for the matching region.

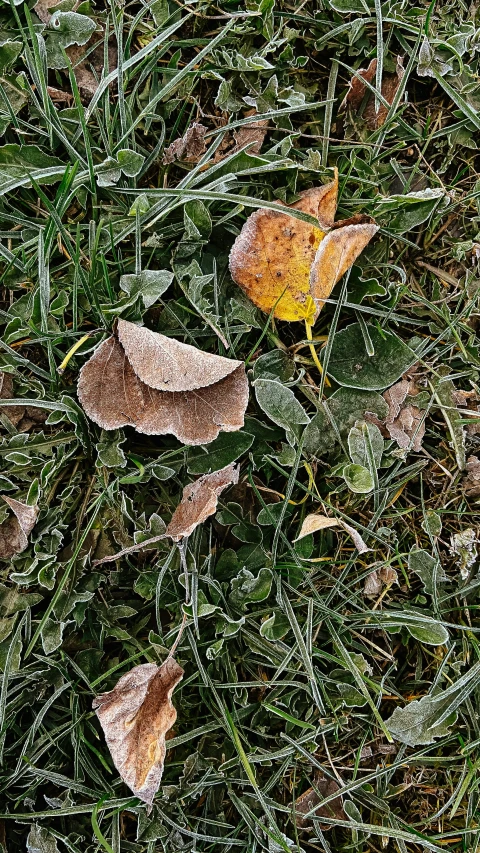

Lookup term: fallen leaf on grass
[229,170,377,321]
[166,462,239,541]
[294,777,345,830]
[452,388,480,436]
[77,320,249,445]
[93,657,183,804]
[163,122,207,165]
[66,40,118,103]
[340,56,405,129]
[93,464,239,565]
[0,496,38,560]
[367,371,427,451]
[294,513,370,554]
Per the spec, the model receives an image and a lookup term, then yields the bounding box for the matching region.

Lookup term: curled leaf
[310,222,379,314]
[77,320,249,445]
[93,658,184,804]
[294,514,339,541]
[0,496,38,560]
[166,463,239,541]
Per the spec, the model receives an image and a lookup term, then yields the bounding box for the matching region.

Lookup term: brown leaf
[294,777,346,830]
[163,123,207,165]
[67,40,118,103]
[33,0,58,24]
[93,658,184,804]
[383,376,425,451]
[310,222,379,315]
[452,388,480,436]
[364,565,398,597]
[233,111,268,155]
[340,56,405,130]
[229,177,339,322]
[0,373,24,427]
[166,463,239,541]
[0,496,38,560]
[464,456,480,496]
[77,322,248,445]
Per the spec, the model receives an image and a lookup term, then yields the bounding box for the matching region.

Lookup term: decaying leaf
[464,456,480,496]
[166,463,239,541]
[67,40,118,103]
[294,777,346,830]
[0,372,47,432]
[77,320,249,445]
[364,566,398,597]
[163,122,207,165]
[340,56,405,129]
[0,496,38,560]
[229,171,377,321]
[93,657,184,804]
[294,514,339,540]
[453,388,480,436]
[233,111,268,154]
[366,369,427,452]
[93,464,239,565]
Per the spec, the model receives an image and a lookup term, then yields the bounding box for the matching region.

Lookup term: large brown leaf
[93,658,184,804]
[229,177,338,322]
[294,776,346,830]
[77,322,249,445]
[166,462,239,541]
[340,57,405,130]
[0,496,38,560]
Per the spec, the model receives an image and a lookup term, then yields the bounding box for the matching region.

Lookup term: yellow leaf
[229,176,338,322]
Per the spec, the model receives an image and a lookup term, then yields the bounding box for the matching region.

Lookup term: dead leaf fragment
[93,658,183,804]
[229,177,338,322]
[163,123,207,165]
[77,321,248,445]
[0,496,38,560]
[66,40,118,103]
[364,565,398,597]
[0,372,47,432]
[453,388,480,436]
[233,111,268,154]
[382,374,426,451]
[166,463,239,541]
[340,56,405,129]
[463,456,480,496]
[294,777,346,830]
[294,514,339,541]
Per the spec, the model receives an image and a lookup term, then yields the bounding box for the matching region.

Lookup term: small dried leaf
[166,463,239,541]
[364,569,382,598]
[67,40,118,103]
[229,177,338,322]
[77,322,248,445]
[310,223,378,315]
[233,112,268,154]
[294,777,345,830]
[93,658,184,804]
[0,496,38,560]
[464,456,480,496]
[33,0,58,24]
[341,56,405,129]
[293,514,339,541]
[163,122,207,165]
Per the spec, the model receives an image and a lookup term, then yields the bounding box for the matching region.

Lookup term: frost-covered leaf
[45,12,97,69]
[409,549,447,595]
[254,379,309,443]
[326,323,415,390]
[342,463,374,494]
[119,270,174,309]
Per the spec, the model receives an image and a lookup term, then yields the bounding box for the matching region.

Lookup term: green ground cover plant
[0,0,480,849]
